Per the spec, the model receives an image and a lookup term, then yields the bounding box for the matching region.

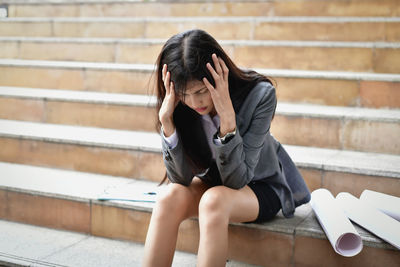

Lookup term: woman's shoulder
[252,81,276,96]
[243,81,276,107]
[237,81,276,120]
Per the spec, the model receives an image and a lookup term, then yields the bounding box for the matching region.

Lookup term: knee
[153,183,191,221]
[199,187,229,227]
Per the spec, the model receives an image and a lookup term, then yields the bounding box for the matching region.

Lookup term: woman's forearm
[160,118,176,137]
[219,112,236,137]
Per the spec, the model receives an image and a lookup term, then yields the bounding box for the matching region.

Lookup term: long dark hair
[155,29,273,184]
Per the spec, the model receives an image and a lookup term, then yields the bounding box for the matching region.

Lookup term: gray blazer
[161,82,310,218]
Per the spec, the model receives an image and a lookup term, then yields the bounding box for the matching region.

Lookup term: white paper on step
[336,192,400,250]
[97,183,167,203]
[360,190,400,222]
[310,189,363,257]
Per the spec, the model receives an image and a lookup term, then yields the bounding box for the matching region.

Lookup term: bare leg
[197,186,259,267]
[143,178,209,267]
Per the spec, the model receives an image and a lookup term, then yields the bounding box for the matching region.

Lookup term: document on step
[310,188,400,257]
[97,182,167,203]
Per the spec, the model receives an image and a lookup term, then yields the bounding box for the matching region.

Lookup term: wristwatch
[218,128,236,144]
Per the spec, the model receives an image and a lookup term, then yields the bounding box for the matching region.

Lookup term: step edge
[2,36,400,48]
[0,251,38,267]
[0,119,162,152]
[0,119,399,178]
[2,16,400,23]
[1,183,155,214]
[1,86,399,122]
[1,59,399,81]
[276,102,400,123]
[1,185,91,203]
[0,249,83,267]
[0,160,158,204]
[1,0,397,7]
[294,161,400,179]
[0,58,155,72]
[0,161,397,250]
[254,68,400,82]
[0,182,395,251]
[0,0,398,8]
[0,132,162,153]
[0,86,157,107]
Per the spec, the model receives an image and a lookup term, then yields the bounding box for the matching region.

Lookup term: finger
[219,57,229,81]
[203,77,215,92]
[206,62,220,83]
[164,71,171,95]
[173,86,180,108]
[169,82,178,105]
[162,64,167,82]
[169,81,174,97]
[212,53,223,75]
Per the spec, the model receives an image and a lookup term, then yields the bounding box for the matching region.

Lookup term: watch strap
[218,128,236,144]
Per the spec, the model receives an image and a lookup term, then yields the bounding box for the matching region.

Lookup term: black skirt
[247,178,281,223]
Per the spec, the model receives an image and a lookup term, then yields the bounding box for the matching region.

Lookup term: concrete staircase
[0,0,399,266]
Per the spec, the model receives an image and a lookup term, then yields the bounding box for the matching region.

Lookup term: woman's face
[179,80,216,116]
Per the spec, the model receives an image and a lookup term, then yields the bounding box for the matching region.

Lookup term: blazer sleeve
[161,131,194,186]
[212,84,277,189]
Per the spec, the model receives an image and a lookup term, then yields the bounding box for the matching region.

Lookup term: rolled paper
[310,189,363,257]
[336,192,400,250]
[360,190,400,221]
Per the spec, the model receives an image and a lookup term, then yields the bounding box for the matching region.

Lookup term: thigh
[227,186,260,223]
[200,185,260,223]
[162,177,211,219]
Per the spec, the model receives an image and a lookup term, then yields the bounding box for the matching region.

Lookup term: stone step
[0,119,399,197]
[1,86,399,154]
[3,0,400,18]
[0,162,398,266]
[0,220,203,267]
[2,37,400,73]
[0,17,399,42]
[0,59,399,108]
[0,86,159,132]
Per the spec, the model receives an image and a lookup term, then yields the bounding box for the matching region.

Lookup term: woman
[143,29,310,267]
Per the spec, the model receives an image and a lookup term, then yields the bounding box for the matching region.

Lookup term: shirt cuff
[213,131,223,146]
[162,127,178,149]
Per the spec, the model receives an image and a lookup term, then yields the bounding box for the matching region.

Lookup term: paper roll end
[336,233,363,257]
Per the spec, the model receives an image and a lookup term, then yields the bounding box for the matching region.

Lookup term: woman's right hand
[159,64,178,137]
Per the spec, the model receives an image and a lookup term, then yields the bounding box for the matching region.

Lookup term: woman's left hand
[203,54,236,136]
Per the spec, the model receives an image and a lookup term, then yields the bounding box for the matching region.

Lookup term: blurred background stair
[0,0,399,266]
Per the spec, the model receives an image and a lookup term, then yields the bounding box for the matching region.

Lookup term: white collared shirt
[162,114,222,159]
